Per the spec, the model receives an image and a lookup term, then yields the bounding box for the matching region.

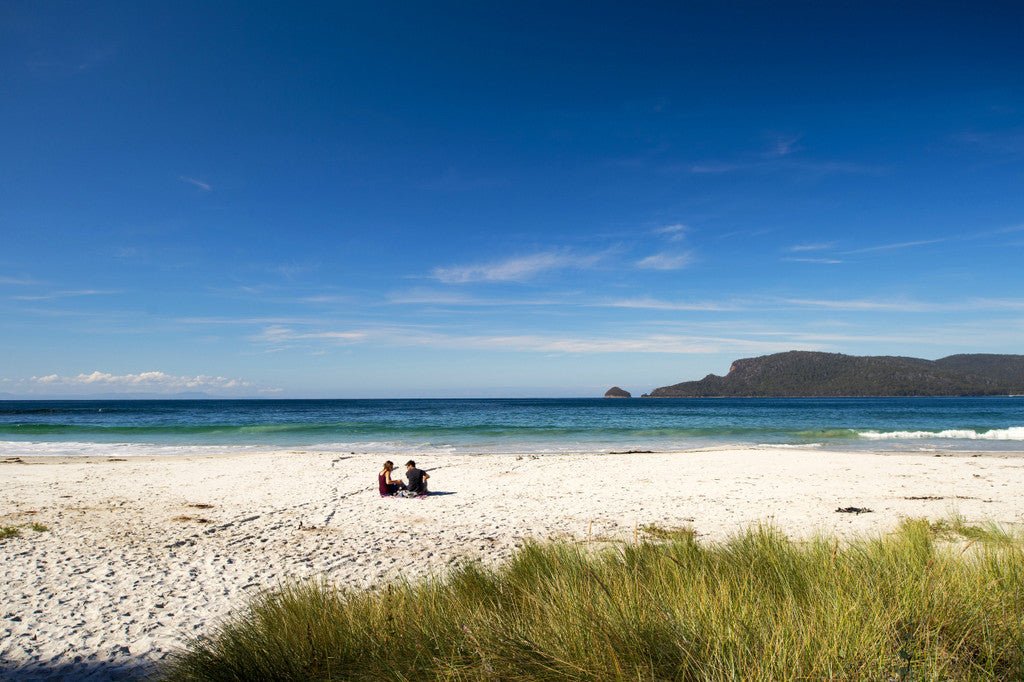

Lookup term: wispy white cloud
[177,315,325,325]
[787,318,1024,349]
[844,238,948,254]
[777,297,1024,313]
[627,296,1024,313]
[954,129,1024,156]
[967,223,1024,240]
[764,134,801,158]
[445,333,807,355]
[833,224,1024,257]
[0,275,39,285]
[688,159,880,175]
[112,246,146,261]
[600,297,742,311]
[824,225,1024,256]
[653,223,688,242]
[967,297,1024,310]
[714,228,773,240]
[787,242,834,252]
[781,257,843,264]
[217,284,276,296]
[622,315,1024,350]
[635,252,693,270]
[994,224,1024,234]
[432,251,602,284]
[270,262,319,279]
[388,290,489,306]
[245,299,1024,361]
[688,161,744,174]
[255,325,368,345]
[11,289,119,301]
[387,288,561,307]
[784,298,939,312]
[298,294,351,304]
[180,176,212,191]
[252,324,816,356]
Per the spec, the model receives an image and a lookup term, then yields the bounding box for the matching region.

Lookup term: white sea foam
[0,438,706,458]
[0,440,283,458]
[757,443,824,449]
[858,427,1024,441]
[0,440,464,458]
[0,439,590,458]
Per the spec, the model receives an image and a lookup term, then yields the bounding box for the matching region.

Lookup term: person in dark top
[404,460,430,495]
[378,460,406,496]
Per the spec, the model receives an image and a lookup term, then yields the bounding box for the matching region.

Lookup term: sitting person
[404,460,430,495]
[378,460,406,496]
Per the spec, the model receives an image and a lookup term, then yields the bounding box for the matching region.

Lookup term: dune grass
[0,522,50,537]
[0,525,20,539]
[930,514,1017,546]
[162,519,1024,681]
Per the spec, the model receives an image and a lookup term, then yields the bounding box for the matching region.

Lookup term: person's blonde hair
[382,460,394,471]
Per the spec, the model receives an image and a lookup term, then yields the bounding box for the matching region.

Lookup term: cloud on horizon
[22,370,263,394]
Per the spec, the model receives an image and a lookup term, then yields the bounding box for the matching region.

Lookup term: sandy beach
[2,446,1024,680]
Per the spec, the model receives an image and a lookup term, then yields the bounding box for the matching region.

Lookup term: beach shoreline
[3,446,1024,680]
[6,440,1024,466]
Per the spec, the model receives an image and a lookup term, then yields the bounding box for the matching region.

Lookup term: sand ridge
[2,447,1023,680]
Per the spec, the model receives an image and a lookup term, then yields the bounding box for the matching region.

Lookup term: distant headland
[639,351,1024,398]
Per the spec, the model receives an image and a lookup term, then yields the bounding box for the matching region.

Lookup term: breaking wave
[859,427,1024,441]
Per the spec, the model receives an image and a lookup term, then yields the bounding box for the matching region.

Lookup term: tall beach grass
[163,519,1024,681]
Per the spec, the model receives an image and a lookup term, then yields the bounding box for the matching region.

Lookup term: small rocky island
[604,386,632,398]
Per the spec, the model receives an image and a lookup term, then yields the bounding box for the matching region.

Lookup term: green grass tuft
[28,522,50,532]
[0,525,21,539]
[162,519,1024,681]
[639,523,698,543]
[930,513,1018,545]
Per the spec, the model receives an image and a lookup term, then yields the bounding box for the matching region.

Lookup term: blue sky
[1,1,1023,397]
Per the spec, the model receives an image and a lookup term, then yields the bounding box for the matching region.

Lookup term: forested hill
[643,352,1024,397]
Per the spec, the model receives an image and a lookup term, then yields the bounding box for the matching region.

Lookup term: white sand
[2,447,1023,680]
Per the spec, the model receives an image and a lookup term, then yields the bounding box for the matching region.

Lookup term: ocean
[1,397,1022,458]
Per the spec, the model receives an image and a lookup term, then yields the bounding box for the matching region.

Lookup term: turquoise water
[1,397,1022,457]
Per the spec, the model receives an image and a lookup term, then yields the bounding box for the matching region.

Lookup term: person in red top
[378,461,406,496]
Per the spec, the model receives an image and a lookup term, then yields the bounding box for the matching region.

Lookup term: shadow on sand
[0,659,152,681]
[382,491,457,498]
